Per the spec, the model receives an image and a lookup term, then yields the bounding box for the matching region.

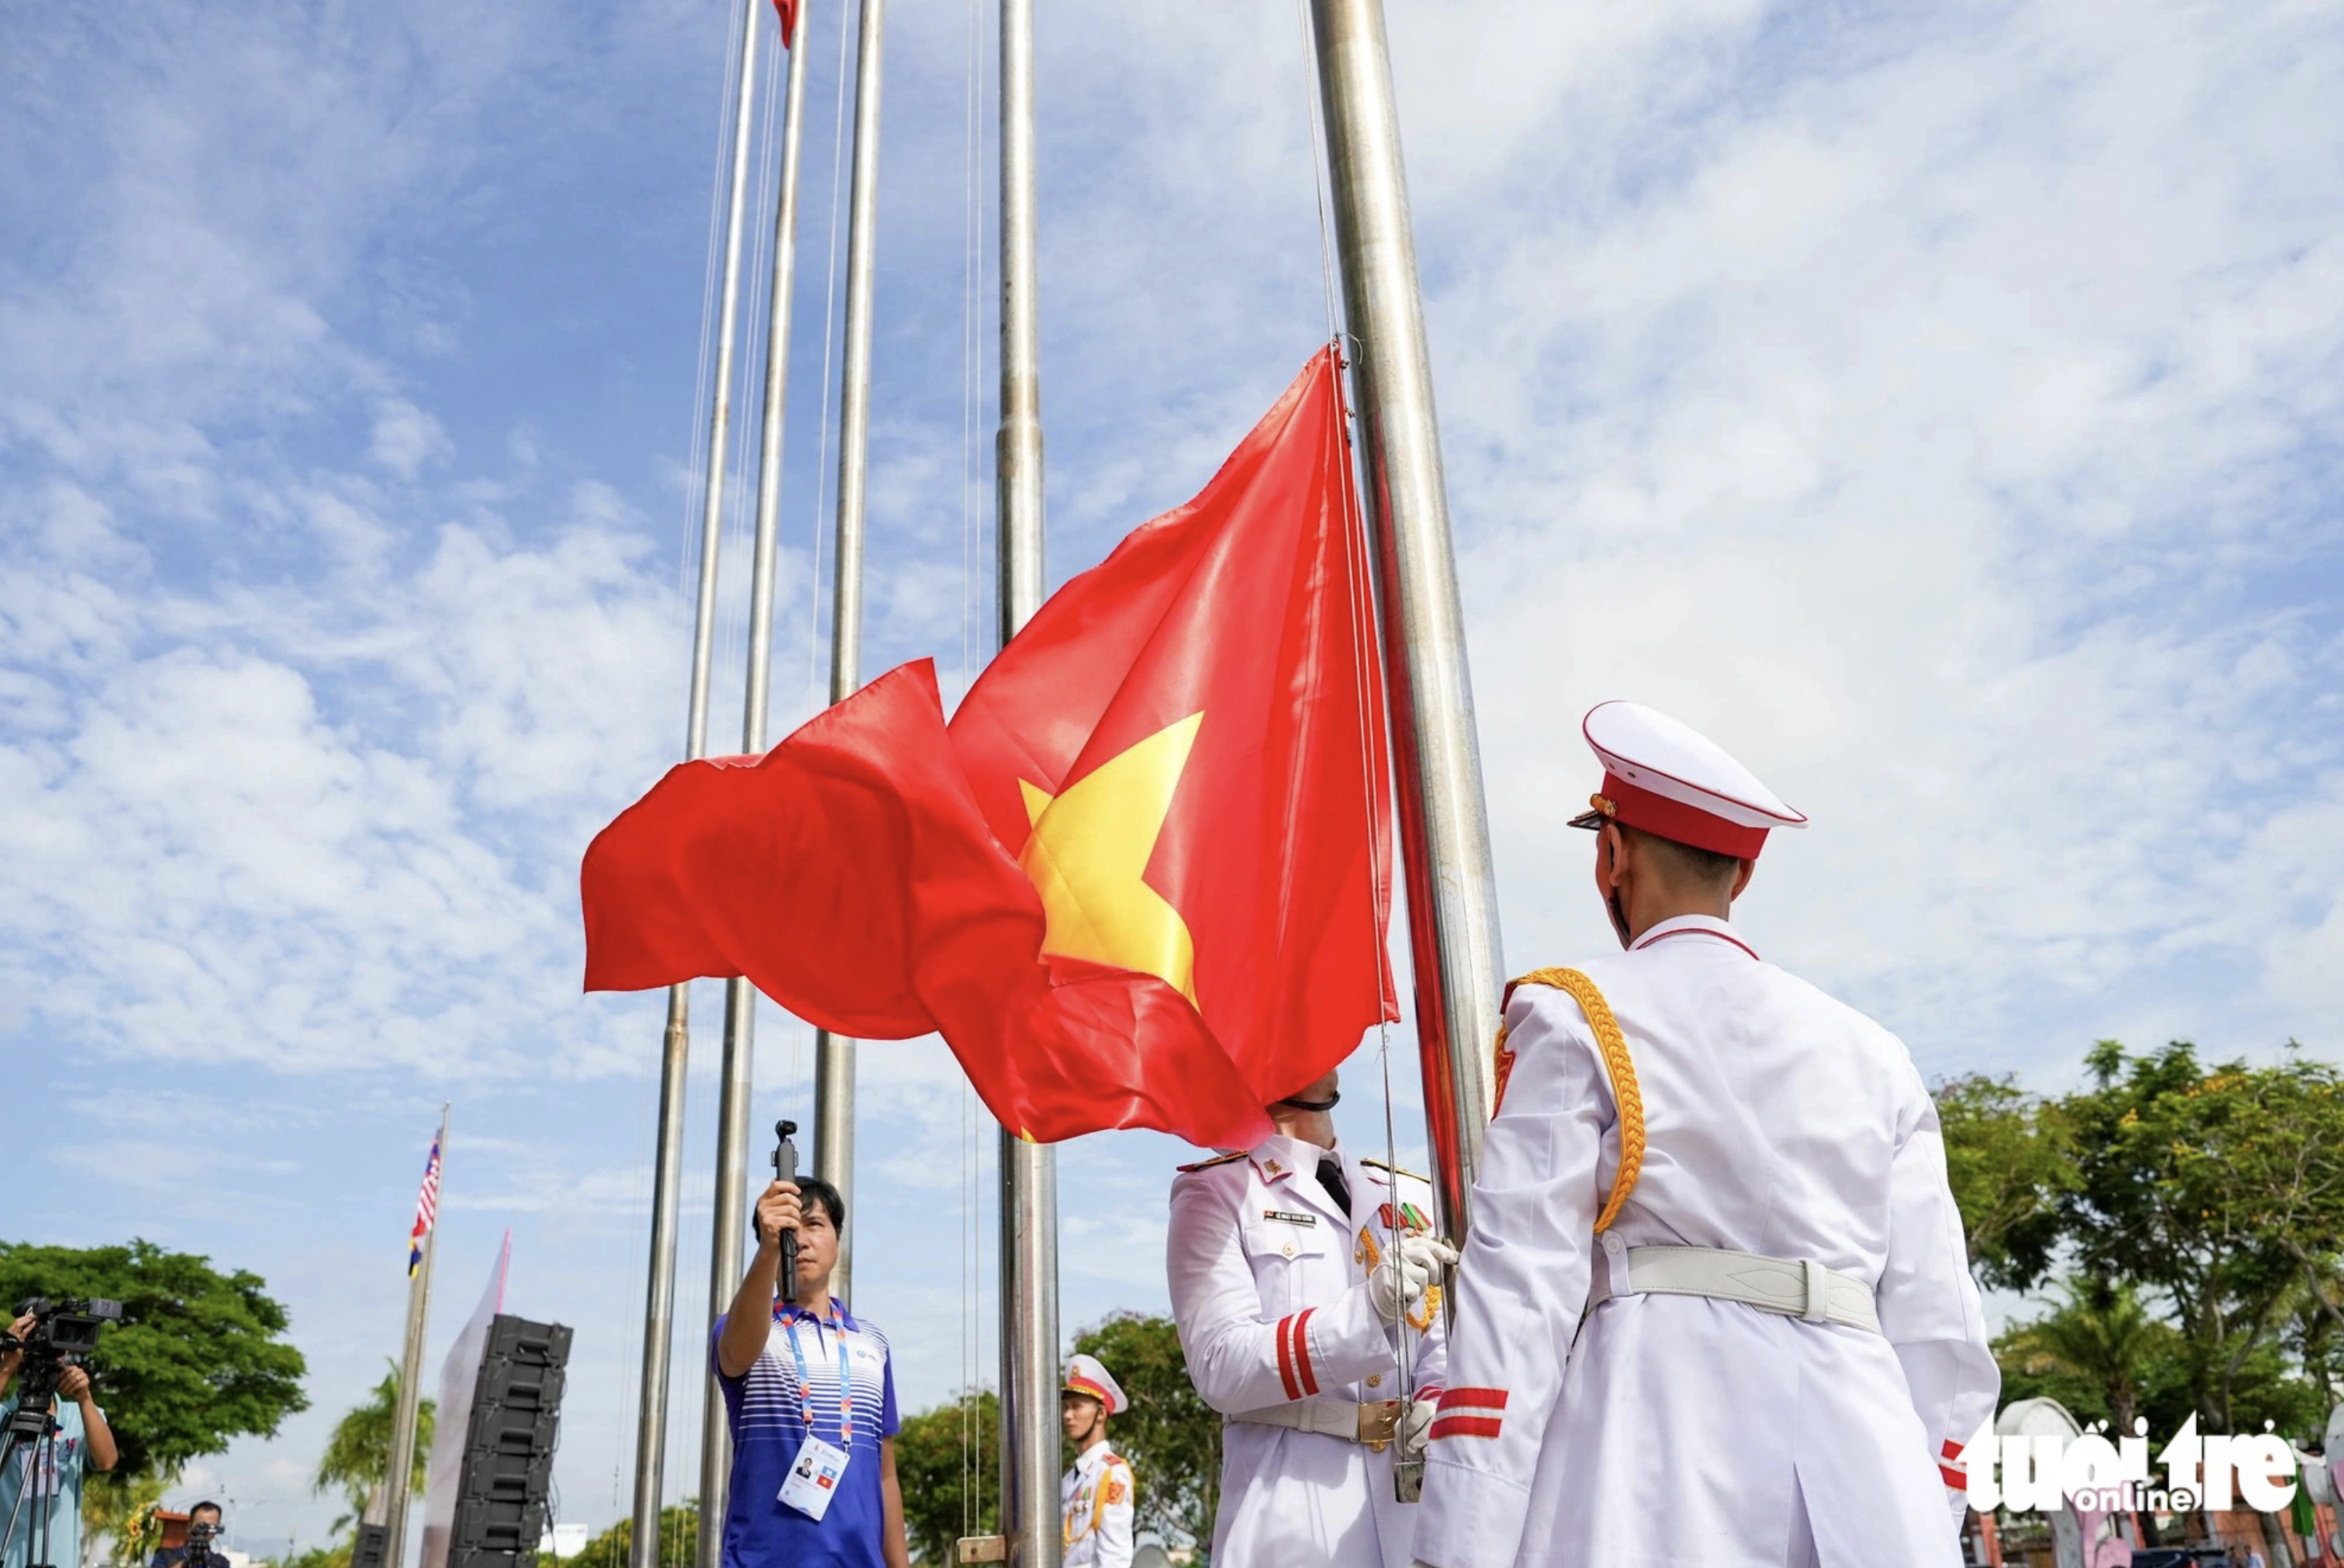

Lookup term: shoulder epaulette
[1359,1156,1429,1184]
[1175,1150,1246,1174]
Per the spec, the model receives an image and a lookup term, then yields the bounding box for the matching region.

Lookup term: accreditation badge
[778,1434,851,1522]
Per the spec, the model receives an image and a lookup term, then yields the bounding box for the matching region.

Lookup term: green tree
[1071,1314,1218,1550]
[0,1240,308,1481]
[568,1502,698,1568]
[1997,1278,2180,1436]
[2059,1041,2344,1434]
[1934,1074,2077,1291]
[314,1362,434,1532]
[2287,1257,2344,1407]
[890,1391,997,1566]
[82,1467,173,1567]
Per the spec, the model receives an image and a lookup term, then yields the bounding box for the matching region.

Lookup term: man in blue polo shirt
[714,1175,908,1568]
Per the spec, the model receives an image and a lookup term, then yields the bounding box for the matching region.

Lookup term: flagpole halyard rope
[805,0,858,713]
[676,0,755,624]
[1321,332,1418,1422]
[1293,0,1342,344]
[956,0,987,1534]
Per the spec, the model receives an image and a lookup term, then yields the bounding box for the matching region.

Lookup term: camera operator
[711,1177,910,1568]
[1,1310,120,1568]
[150,1502,226,1568]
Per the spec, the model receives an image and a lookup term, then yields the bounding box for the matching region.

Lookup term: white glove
[1399,1394,1438,1458]
[1367,1232,1458,1321]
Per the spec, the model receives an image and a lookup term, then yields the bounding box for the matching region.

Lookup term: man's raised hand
[754,1180,803,1250]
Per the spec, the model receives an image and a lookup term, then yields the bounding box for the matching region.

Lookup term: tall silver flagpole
[630,0,770,1560]
[695,3,813,1563]
[811,0,885,1308]
[996,0,1059,1561]
[1309,0,1505,1235]
[383,1105,447,1568]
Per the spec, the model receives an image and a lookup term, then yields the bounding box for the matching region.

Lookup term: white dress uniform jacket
[1062,1442,1134,1568]
[1416,915,1998,1568]
[1170,1135,1448,1568]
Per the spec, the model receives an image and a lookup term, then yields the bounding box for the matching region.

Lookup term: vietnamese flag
[774,0,798,48]
[582,348,1394,1146]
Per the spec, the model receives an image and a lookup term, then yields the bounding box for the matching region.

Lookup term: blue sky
[7,0,2343,1554]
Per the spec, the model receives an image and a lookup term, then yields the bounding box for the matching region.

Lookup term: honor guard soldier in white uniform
[1061,1354,1135,1568]
[1414,702,1998,1568]
[1168,1068,1456,1568]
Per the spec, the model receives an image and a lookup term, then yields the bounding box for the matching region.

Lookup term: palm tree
[315,1362,434,1534]
[2006,1277,2172,1435]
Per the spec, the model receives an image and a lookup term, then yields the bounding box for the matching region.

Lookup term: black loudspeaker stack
[352,1524,390,1568]
[448,1315,574,1568]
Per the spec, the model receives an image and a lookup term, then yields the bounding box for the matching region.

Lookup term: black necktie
[1317,1154,1352,1218]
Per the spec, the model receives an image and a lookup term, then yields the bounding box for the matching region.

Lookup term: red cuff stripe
[1414,1385,1446,1403]
[1941,1438,1965,1462]
[1274,1315,1302,1402]
[1939,1465,1967,1490]
[1437,1386,1510,1410]
[1428,1415,1504,1441]
[1294,1308,1320,1396]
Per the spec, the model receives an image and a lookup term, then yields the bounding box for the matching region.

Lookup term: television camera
[2,1295,123,1568]
[3,1297,122,1443]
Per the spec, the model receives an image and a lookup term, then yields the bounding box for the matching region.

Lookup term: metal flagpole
[996,0,1058,1561]
[696,3,813,1563]
[630,0,770,1560]
[811,0,885,1309]
[384,1106,447,1568]
[1308,0,1506,1237]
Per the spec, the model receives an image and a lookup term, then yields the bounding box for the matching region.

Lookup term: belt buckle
[1358,1399,1401,1450]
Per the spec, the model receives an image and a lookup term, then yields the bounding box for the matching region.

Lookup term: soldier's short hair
[1623,823,1743,890]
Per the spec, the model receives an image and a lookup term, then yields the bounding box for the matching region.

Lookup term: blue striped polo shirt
[711,1302,901,1568]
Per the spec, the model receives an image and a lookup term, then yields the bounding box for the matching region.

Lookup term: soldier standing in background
[1061,1354,1134,1568]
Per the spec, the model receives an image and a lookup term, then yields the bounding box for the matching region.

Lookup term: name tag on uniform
[778,1435,850,1521]
[1262,1210,1317,1226]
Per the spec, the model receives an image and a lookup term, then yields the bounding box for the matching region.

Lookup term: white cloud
[368,400,452,478]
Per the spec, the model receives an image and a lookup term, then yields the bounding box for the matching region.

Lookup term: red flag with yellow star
[581,348,1393,1146]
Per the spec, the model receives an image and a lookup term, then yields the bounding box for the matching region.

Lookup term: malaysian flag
[408,1134,443,1276]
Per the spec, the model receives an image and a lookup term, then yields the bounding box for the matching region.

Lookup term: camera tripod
[0,1408,67,1568]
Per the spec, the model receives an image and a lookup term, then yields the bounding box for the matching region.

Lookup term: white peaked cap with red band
[1566,700,1807,859]
[1063,1353,1128,1414]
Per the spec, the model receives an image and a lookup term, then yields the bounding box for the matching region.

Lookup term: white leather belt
[1583,1239,1882,1334]
[1229,1396,1402,1446]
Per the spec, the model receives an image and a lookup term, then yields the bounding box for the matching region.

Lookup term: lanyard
[778,1302,854,1446]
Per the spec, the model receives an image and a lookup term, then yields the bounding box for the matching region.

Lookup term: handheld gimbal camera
[771,1119,800,1307]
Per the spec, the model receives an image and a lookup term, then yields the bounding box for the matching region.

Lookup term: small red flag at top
[774,0,797,47]
[581,350,1394,1147]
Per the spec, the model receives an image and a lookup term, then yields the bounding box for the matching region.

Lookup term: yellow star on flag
[1018,712,1205,1006]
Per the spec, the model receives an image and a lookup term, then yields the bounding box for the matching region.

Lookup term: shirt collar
[1075,1441,1116,1474]
[774,1298,858,1332]
[1630,913,1761,960]
[1250,1133,1338,1183]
